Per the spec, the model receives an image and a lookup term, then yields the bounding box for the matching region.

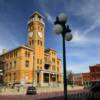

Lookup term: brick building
[89,64,100,86]
[82,72,91,88]
[72,73,83,86]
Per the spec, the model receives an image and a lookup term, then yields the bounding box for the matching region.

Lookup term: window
[37,59,39,64]
[96,68,100,72]
[25,51,27,57]
[40,67,42,70]
[5,74,7,77]
[40,41,42,46]
[6,63,8,70]
[52,65,56,71]
[57,61,59,65]
[15,51,17,57]
[44,65,49,70]
[38,40,40,45]
[26,60,29,67]
[41,27,43,31]
[10,62,12,69]
[57,67,59,72]
[52,58,55,63]
[29,41,31,46]
[14,51,17,57]
[28,52,30,57]
[32,40,34,45]
[40,59,42,64]
[37,66,39,70]
[9,73,11,81]
[37,40,42,46]
[13,73,16,81]
[25,51,30,58]
[14,61,16,68]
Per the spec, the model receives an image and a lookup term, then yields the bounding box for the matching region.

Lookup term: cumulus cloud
[44,12,54,24]
[72,30,88,43]
[71,29,100,47]
[70,0,100,34]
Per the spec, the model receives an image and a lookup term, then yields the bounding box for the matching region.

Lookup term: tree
[67,71,73,85]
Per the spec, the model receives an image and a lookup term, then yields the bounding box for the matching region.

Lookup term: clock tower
[27,12,45,86]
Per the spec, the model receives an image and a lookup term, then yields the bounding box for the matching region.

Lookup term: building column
[33,71,37,86]
[40,71,43,86]
[56,74,58,86]
[56,74,57,82]
[49,73,50,86]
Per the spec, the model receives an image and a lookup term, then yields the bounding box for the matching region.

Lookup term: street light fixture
[53,13,73,100]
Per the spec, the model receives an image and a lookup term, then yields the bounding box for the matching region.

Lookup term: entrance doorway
[37,73,39,84]
[43,73,49,83]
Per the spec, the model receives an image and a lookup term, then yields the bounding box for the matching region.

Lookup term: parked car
[87,85,100,100]
[90,85,100,93]
[26,86,37,95]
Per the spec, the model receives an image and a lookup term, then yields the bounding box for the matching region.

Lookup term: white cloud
[71,29,100,47]
[72,30,88,43]
[73,0,100,20]
[78,1,100,29]
[44,12,54,23]
[83,24,97,35]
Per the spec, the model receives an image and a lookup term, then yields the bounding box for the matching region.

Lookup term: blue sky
[0,0,100,73]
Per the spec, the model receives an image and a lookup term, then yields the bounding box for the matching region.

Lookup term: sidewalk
[0,85,84,95]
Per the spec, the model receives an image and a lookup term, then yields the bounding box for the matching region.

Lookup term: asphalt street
[0,89,91,100]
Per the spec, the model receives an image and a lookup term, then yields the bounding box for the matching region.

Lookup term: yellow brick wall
[2,47,33,85]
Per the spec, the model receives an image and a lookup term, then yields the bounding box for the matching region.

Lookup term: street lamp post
[53,14,73,100]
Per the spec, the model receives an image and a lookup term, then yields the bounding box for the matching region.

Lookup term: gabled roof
[90,64,100,68]
[29,11,44,19]
[45,48,56,52]
[0,45,33,56]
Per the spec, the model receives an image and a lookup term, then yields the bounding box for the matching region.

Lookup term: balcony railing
[28,18,45,25]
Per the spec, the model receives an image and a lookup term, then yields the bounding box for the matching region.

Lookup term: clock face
[29,32,33,37]
[38,32,42,38]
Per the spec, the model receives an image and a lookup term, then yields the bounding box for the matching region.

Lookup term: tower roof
[29,11,44,19]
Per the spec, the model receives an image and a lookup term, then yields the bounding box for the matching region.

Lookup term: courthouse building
[0,12,63,87]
